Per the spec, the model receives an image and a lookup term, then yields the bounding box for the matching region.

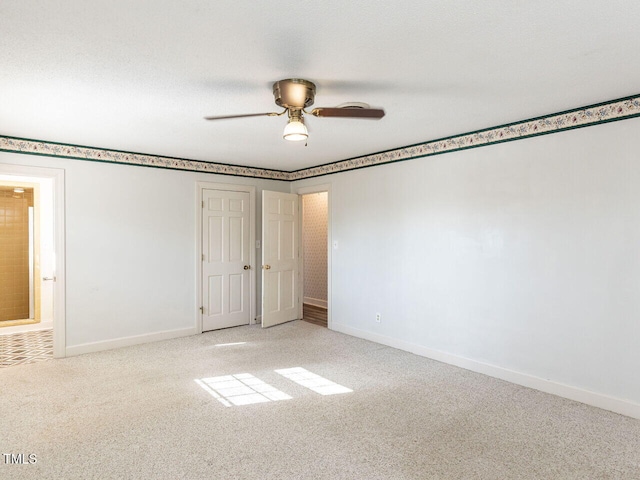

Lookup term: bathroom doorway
[0,184,39,326]
[0,162,64,362]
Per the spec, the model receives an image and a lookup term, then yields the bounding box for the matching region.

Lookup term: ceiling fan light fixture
[283,117,308,142]
[204,78,385,141]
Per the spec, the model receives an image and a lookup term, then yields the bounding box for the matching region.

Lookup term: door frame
[295,183,331,329]
[0,162,66,358]
[196,182,256,333]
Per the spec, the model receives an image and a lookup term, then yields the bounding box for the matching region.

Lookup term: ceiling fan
[204,78,385,142]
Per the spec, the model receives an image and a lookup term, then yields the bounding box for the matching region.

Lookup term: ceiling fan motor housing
[273,79,316,109]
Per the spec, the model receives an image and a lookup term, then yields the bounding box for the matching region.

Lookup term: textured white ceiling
[1,1,639,171]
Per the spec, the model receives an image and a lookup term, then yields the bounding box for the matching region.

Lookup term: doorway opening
[0,180,54,332]
[301,191,328,328]
[0,184,38,326]
[0,163,65,362]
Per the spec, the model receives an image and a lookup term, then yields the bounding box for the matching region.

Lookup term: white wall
[0,152,289,352]
[292,117,640,417]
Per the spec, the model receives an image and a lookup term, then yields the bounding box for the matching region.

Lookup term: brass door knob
[262,265,271,270]
[244,265,250,270]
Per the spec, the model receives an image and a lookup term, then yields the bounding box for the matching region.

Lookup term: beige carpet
[1,320,638,479]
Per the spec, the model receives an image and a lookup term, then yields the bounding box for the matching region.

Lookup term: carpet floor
[1,320,638,479]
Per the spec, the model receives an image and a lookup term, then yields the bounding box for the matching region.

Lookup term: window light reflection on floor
[213,342,247,347]
[274,367,353,395]
[195,373,291,407]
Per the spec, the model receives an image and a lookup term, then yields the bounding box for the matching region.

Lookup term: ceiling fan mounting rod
[288,108,303,121]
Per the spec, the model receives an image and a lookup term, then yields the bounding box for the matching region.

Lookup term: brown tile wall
[0,188,33,321]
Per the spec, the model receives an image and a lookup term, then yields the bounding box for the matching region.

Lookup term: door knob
[262,265,271,270]
[244,265,250,270]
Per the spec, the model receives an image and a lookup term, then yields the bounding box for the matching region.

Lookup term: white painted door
[262,191,299,328]
[202,189,251,331]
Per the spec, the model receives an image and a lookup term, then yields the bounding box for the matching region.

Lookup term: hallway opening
[301,191,328,328]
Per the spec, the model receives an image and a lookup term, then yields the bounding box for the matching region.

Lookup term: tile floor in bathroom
[0,329,53,368]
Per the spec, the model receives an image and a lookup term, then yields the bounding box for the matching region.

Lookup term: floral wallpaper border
[289,94,640,180]
[0,137,289,181]
[1,94,639,181]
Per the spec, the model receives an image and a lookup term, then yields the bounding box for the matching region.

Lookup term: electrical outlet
[375,313,381,323]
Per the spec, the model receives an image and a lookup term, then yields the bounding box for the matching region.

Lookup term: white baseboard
[332,322,640,420]
[65,326,197,357]
[303,297,327,309]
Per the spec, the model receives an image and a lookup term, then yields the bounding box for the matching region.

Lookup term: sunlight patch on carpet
[275,367,353,395]
[196,373,292,406]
